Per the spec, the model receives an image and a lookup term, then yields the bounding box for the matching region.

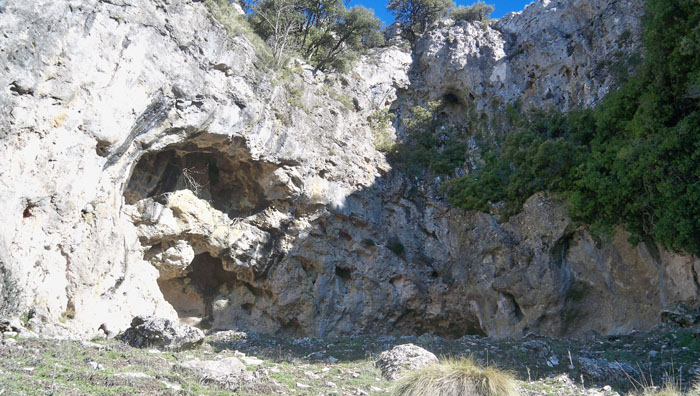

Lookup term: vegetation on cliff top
[207,0,383,71]
[209,0,495,70]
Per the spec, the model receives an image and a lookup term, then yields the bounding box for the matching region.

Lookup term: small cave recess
[156,251,276,331]
[431,89,472,128]
[157,253,238,328]
[123,136,278,218]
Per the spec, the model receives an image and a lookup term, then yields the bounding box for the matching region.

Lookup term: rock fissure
[105,96,173,166]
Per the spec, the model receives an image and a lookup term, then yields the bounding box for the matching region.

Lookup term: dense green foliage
[388,101,468,176]
[249,0,383,70]
[450,1,493,23]
[444,0,700,254]
[387,0,454,39]
[368,109,397,151]
[443,108,594,215]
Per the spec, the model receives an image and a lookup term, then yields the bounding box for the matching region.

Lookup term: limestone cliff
[412,0,644,112]
[0,0,697,339]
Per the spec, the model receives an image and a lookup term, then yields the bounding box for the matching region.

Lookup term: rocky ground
[0,322,698,396]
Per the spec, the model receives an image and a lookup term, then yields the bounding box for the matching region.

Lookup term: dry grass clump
[631,383,683,396]
[632,384,683,396]
[392,357,519,396]
[630,376,700,396]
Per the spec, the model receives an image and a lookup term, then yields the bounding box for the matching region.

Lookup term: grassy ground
[0,324,698,395]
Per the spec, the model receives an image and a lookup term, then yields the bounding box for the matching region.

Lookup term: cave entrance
[438,89,471,127]
[125,135,284,329]
[123,135,278,218]
[157,252,239,328]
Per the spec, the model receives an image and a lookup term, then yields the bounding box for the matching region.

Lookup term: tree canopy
[249,0,383,70]
[387,0,455,39]
[450,1,493,23]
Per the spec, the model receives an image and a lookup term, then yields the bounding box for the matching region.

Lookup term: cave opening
[392,309,487,339]
[437,89,470,127]
[443,92,462,105]
[125,135,286,330]
[123,137,278,218]
[157,252,239,328]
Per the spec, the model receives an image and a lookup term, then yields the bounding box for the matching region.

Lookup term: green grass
[2,327,700,395]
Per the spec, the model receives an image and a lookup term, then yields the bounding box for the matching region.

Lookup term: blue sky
[350,0,534,26]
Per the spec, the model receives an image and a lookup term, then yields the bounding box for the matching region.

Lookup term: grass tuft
[631,383,684,396]
[392,357,519,396]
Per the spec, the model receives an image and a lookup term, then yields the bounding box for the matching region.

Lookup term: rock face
[375,344,438,380]
[120,315,204,350]
[0,0,697,340]
[0,0,392,337]
[414,0,644,112]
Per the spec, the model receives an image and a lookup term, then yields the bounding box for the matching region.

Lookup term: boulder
[178,357,252,389]
[375,343,438,380]
[578,357,639,382]
[660,304,700,327]
[0,317,23,333]
[119,316,204,350]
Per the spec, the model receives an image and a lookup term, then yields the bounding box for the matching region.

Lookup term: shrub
[386,239,405,256]
[368,109,397,152]
[451,1,494,23]
[392,358,519,396]
[444,108,593,218]
[388,100,468,176]
[362,238,376,247]
[249,0,383,71]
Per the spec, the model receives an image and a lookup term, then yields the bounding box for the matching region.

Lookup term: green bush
[368,109,397,152]
[444,108,593,217]
[249,0,383,71]
[450,1,494,23]
[387,0,455,39]
[388,101,468,176]
[387,239,405,256]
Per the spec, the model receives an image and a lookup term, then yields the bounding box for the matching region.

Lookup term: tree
[250,0,304,67]
[250,0,382,71]
[451,1,493,23]
[312,6,384,72]
[293,0,344,59]
[387,0,455,39]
